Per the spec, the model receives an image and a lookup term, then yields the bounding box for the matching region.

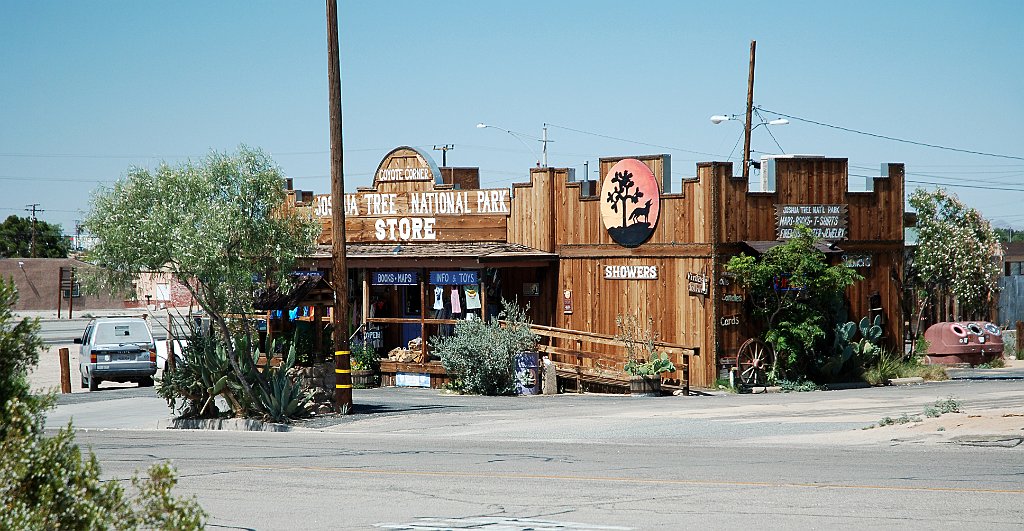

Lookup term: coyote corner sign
[373,146,442,186]
[600,158,661,248]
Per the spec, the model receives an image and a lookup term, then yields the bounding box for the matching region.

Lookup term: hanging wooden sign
[430,271,479,285]
[686,272,709,296]
[371,271,419,285]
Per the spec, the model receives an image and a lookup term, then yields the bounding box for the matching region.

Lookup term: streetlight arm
[476,123,541,164]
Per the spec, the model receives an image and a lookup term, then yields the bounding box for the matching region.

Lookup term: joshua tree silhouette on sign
[606,170,644,228]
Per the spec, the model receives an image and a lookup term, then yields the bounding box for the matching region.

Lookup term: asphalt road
[54,379,1024,530]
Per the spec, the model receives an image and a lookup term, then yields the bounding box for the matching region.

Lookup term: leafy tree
[0,277,206,529]
[605,169,643,228]
[81,146,320,412]
[908,188,1000,330]
[993,227,1024,243]
[726,226,862,381]
[0,215,69,258]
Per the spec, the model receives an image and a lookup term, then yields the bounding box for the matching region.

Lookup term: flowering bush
[909,188,1000,320]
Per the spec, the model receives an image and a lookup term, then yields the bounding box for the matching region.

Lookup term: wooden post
[327,0,352,413]
[1017,321,1023,358]
[313,304,323,356]
[419,270,427,362]
[56,268,62,319]
[742,39,756,182]
[58,347,71,394]
[67,267,74,319]
[361,272,370,325]
[480,273,488,321]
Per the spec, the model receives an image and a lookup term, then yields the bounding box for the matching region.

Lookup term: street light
[710,111,788,177]
[476,123,544,167]
[710,114,788,127]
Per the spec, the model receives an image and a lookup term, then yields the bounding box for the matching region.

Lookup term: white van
[75,317,157,391]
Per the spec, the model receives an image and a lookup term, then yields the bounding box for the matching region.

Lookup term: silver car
[76,317,157,391]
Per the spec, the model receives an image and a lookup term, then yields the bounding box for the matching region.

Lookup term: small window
[93,321,153,344]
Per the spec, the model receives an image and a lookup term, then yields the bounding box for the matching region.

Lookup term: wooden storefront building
[296,146,905,389]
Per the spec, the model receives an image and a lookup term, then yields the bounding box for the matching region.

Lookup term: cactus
[859,316,883,344]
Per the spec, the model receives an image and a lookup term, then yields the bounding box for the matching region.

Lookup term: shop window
[1006,261,1024,276]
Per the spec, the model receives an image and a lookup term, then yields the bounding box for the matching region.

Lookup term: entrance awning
[306,242,558,268]
[741,240,844,255]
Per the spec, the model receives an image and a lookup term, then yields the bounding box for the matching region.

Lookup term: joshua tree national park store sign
[313,146,511,243]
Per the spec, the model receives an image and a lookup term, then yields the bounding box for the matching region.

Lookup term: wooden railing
[527,323,693,395]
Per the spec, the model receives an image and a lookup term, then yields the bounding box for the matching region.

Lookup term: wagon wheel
[736,338,775,387]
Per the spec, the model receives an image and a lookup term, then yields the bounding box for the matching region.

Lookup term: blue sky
[2,1,1022,233]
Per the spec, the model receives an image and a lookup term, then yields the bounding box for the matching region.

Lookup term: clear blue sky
[2,1,1022,234]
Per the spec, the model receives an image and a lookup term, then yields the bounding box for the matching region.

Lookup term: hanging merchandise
[450,287,462,314]
[433,286,444,310]
[464,285,482,310]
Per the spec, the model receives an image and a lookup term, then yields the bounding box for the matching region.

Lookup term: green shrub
[351,343,379,372]
[0,277,205,530]
[432,299,538,395]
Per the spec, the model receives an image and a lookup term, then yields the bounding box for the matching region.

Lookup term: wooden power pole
[742,40,756,181]
[327,0,352,414]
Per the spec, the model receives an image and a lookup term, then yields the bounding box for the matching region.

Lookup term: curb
[887,377,925,386]
[822,382,872,391]
[157,418,292,432]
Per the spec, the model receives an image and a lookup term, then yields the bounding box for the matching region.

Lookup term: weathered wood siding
[506,156,905,388]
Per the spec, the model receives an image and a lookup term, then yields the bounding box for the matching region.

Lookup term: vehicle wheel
[139,376,154,387]
[88,374,99,392]
[81,373,87,389]
[736,338,775,387]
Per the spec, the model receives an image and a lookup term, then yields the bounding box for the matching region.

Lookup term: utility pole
[742,40,756,181]
[541,124,552,168]
[432,144,454,167]
[25,203,43,258]
[327,0,352,414]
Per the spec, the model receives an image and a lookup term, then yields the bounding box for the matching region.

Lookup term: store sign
[599,158,661,248]
[604,265,658,280]
[313,188,511,243]
[721,293,744,303]
[775,204,848,240]
[686,272,708,296]
[562,289,573,314]
[720,315,740,326]
[523,283,540,297]
[372,271,418,285]
[842,253,872,268]
[430,270,479,285]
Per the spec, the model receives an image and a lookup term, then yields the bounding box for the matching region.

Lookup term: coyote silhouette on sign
[600,158,661,247]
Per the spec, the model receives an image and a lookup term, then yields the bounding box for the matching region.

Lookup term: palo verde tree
[726,226,862,381]
[81,146,320,411]
[0,215,69,258]
[908,188,1000,331]
[605,169,643,228]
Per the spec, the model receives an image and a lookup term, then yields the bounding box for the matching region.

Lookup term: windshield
[93,321,153,345]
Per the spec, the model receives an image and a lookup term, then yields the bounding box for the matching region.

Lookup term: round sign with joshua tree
[600,158,661,247]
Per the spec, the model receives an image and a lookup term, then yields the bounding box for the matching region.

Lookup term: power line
[759,106,1024,162]
[544,122,725,158]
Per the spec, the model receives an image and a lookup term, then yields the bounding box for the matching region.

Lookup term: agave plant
[251,339,312,422]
